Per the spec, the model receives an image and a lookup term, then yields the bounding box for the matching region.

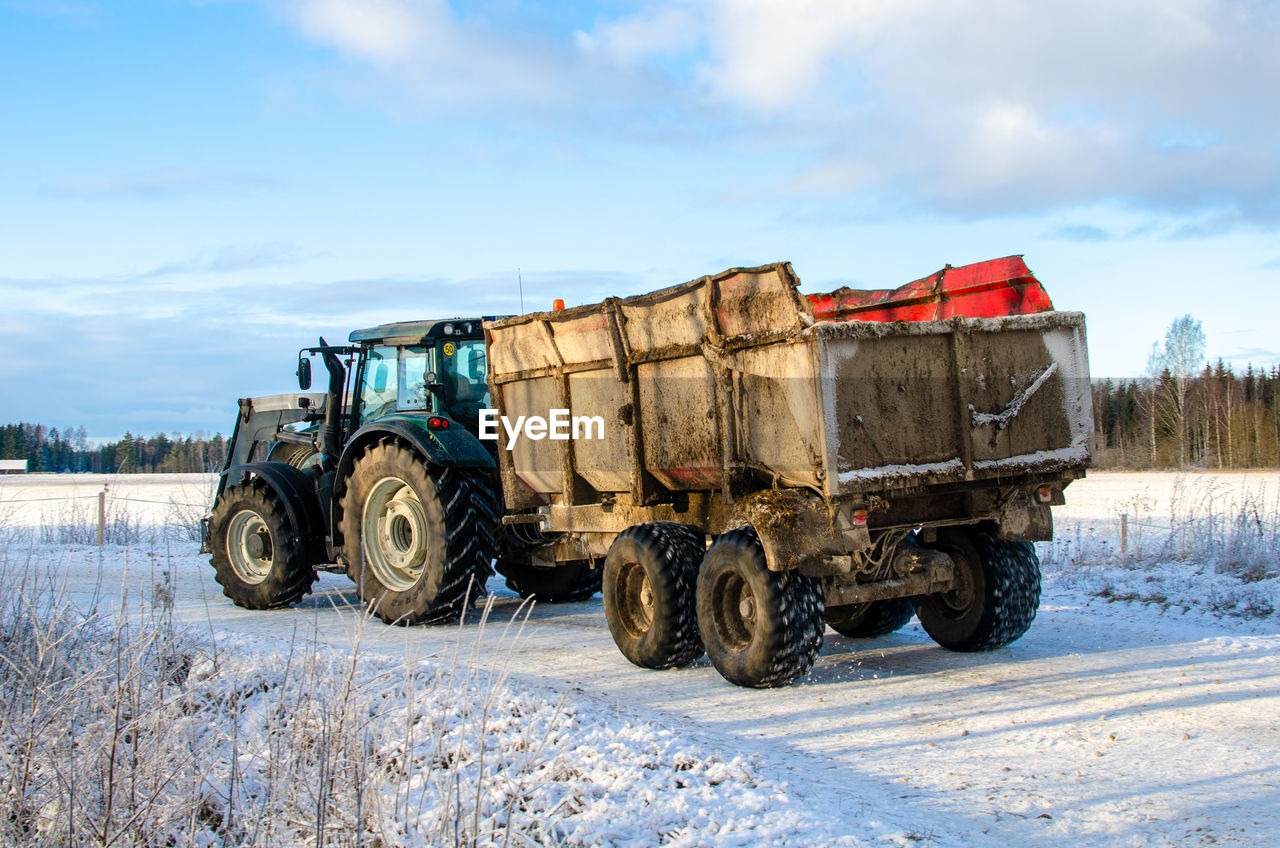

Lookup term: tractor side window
[397,346,435,412]
[448,339,489,406]
[359,346,398,424]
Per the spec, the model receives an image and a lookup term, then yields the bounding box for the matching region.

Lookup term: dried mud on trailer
[485,257,1092,687]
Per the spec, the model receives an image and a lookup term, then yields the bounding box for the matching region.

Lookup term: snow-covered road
[4,470,1278,846]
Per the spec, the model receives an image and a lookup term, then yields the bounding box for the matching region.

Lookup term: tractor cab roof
[348,317,502,346]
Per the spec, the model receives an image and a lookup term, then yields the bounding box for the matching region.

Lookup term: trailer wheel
[210,483,316,609]
[603,522,705,669]
[915,526,1041,651]
[824,597,915,639]
[339,442,492,624]
[696,527,824,688]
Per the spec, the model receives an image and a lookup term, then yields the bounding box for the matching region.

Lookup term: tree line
[1092,315,1279,469]
[5,313,1277,474]
[0,423,227,474]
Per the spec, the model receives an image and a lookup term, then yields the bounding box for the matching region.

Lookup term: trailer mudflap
[732,489,871,573]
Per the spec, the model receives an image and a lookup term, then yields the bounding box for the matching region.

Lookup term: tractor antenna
[517,267,525,313]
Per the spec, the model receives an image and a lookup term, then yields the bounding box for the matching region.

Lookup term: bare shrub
[1041,476,1280,617]
[0,560,583,847]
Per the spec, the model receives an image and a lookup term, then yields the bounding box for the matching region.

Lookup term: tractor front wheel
[210,483,317,609]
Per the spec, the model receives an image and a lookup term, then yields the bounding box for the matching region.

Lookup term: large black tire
[497,555,602,603]
[603,522,705,669]
[696,527,824,688]
[466,471,502,597]
[210,482,317,609]
[914,526,1041,651]
[824,597,915,638]
[339,442,494,624]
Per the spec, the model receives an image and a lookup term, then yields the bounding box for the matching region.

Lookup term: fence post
[1120,512,1128,563]
[98,486,107,546]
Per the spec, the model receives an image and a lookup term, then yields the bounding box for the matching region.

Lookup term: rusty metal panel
[548,310,614,366]
[568,369,633,493]
[819,330,962,490]
[484,259,1091,516]
[500,376,561,493]
[637,356,722,490]
[488,317,558,376]
[730,341,825,489]
[618,285,711,356]
[816,312,1092,494]
[711,265,806,336]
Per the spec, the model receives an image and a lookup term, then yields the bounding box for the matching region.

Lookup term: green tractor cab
[345,318,493,436]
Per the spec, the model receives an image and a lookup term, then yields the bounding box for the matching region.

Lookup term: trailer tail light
[427,417,450,429]
[553,299,565,311]
[1036,485,1053,504]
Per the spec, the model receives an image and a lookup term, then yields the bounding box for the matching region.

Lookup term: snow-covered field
[1,471,1278,846]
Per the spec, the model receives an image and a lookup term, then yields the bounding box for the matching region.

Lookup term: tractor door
[438,336,490,433]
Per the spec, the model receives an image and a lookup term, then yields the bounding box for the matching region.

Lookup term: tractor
[203,316,598,625]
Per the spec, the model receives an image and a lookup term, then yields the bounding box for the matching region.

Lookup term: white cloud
[575,4,702,66]
[261,0,1280,225]
[286,0,451,66]
[269,0,566,109]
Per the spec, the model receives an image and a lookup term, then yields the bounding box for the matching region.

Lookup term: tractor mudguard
[336,414,495,484]
[218,461,327,553]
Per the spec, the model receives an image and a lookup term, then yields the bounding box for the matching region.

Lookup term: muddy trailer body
[486,259,1091,686]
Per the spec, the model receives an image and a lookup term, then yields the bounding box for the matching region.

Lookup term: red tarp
[807,255,1053,323]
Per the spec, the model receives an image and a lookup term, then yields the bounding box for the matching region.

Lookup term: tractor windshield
[359,345,436,424]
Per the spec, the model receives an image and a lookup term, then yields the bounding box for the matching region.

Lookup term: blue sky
[2,0,1278,438]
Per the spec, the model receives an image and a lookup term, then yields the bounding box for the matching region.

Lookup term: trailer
[485,258,1091,687]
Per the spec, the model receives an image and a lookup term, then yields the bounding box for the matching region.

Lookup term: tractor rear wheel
[696,527,824,688]
[603,522,705,669]
[824,598,915,639]
[914,526,1041,651]
[339,442,493,624]
[210,483,317,609]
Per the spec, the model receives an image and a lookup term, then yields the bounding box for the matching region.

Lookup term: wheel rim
[711,570,755,649]
[362,476,431,592]
[616,560,655,636]
[934,547,976,617]
[226,509,273,585]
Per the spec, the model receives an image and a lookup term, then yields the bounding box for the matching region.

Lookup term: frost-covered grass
[1041,476,1280,618]
[0,552,861,848]
[0,475,214,548]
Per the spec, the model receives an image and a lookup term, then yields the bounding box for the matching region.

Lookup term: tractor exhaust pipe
[319,337,346,462]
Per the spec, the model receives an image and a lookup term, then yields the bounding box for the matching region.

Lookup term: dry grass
[0,555,577,847]
[1040,477,1280,618]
